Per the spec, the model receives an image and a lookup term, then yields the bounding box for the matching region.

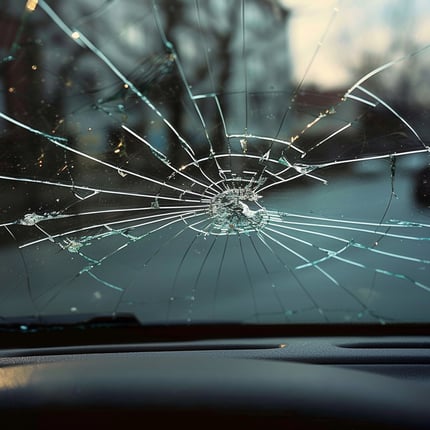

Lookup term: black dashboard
[1,326,430,429]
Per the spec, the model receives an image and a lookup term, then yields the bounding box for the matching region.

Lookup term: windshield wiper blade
[0,312,141,332]
[0,313,148,349]
[0,313,264,351]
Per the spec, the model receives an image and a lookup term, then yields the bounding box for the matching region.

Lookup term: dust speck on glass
[1,0,429,324]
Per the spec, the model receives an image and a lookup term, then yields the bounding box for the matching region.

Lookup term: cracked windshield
[1,0,430,325]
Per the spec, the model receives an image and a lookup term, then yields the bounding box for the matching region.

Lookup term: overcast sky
[283,0,430,88]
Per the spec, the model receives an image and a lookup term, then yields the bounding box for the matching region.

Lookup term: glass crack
[0,0,429,323]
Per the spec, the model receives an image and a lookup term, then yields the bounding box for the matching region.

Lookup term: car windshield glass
[1,0,429,325]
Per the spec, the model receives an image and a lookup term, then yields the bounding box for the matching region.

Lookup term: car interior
[1,1,430,428]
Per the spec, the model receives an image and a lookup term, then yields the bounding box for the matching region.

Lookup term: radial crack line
[267,221,350,245]
[295,244,352,269]
[256,231,330,321]
[122,125,215,195]
[47,136,208,198]
[264,225,347,259]
[345,94,377,107]
[0,174,203,204]
[152,1,215,151]
[81,213,210,279]
[269,218,429,267]
[267,210,430,228]
[356,85,427,147]
[260,229,342,288]
[350,242,430,264]
[301,123,352,158]
[259,229,339,287]
[52,205,209,220]
[267,217,430,241]
[261,229,380,319]
[273,2,340,141]
[333,255,430,293]
[74,212,208,276]
[256,172,327,194]
[152,0,228,188]
[267,219,424,265]
[19,208,207,249]
[85,271,123,292]
[0,111,67,142]
[345,42,430,97]
[38,0,197,159]
[0,108,206,199]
